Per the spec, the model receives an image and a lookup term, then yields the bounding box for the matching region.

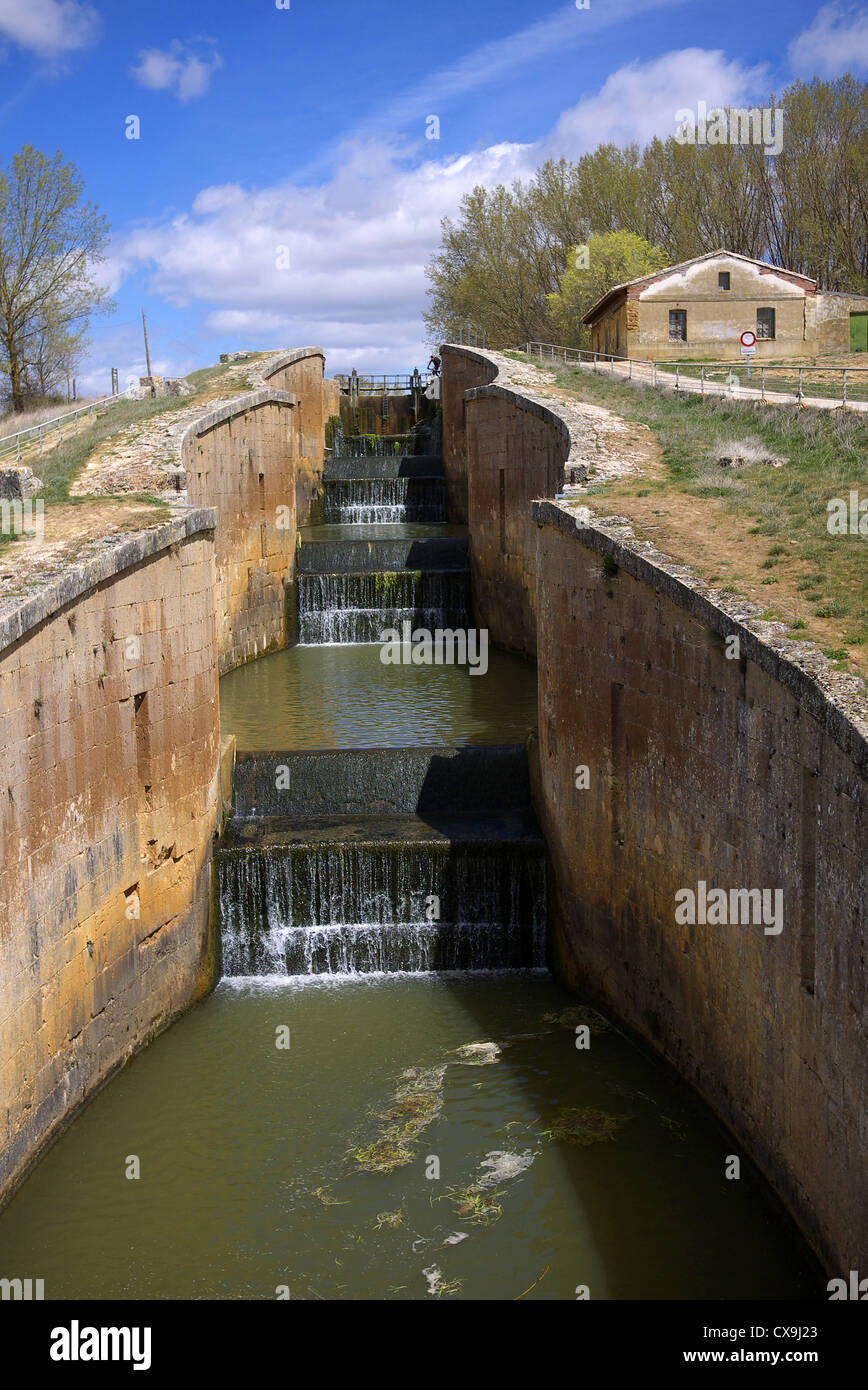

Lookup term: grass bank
[509,353,868,678]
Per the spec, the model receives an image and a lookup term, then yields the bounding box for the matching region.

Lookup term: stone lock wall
[440,345,497,524]
[532,503,867,1275]
[182,350,329,674]
[0,515,221,1203]
[441,345,568,656]
[261,348,328,526]
[0,346,334,1208]
[464,385,568,657]
[183,392,299,675]
[442,343,868,1274]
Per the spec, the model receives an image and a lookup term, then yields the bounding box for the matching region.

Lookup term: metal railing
[456,325,486,348]
[524,342,868,408]
[0,388,134,467]
[336,373,420,395]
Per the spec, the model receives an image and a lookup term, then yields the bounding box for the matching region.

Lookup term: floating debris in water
[542,1006,614,1034]
[352,1065,446,1173]
[374,1210,404,1230]
[439,1232,469,1246]
[444,1186,505,1226]
[443,1147,535,1227]
[312,1186,349,1206]
[514,1263,551,1301]
[423,1264,461,1298]
[542,1106,630,1146]
[448,1041,501,1065]
[476,1149,535,1188]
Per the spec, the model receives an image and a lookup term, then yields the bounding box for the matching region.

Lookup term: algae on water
[444,1186,505,1227]
[448,1041,501,1065]
[352,1065,446,1174]
[542,1106,630,1146]
[443,1148,535,1227]
[374,1210,404,1230]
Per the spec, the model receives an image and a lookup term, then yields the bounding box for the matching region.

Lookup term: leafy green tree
[546,232,668,347]
[0,146,112,411]
[425,76,868,344]
[425,182,552,346]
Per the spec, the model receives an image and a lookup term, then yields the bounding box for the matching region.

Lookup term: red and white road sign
[740,330,757,347]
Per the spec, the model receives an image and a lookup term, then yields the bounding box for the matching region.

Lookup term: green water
[0,973,819,1300]
[219,643,539,749]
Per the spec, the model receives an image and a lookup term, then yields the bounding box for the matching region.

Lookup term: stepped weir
[218,446,546,976]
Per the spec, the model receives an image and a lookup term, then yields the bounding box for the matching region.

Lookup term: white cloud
[0,0,98,54]
[104,48,776,375]
[788,2,868,77]
[130,38,222,101]
[112,137,533,371]
[548,48,771,152]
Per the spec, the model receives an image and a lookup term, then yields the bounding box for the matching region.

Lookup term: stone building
[582,249,868,361]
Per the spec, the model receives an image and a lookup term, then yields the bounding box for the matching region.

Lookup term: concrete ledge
[232,745,533,818]
[298,536,468,573]
[324,456,442,481]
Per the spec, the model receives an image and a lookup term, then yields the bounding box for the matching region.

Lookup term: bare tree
[0,145,112,411]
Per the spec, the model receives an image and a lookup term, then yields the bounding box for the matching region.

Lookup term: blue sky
[1,0,866,385]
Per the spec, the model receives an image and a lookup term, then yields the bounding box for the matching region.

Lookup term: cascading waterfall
[219,436,546,980]
[298,570,470,644]
[322,478,445,525]
[219,840,546,975]
[328,425,413,458]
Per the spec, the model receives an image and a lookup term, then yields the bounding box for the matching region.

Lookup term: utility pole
[142,308,152,379]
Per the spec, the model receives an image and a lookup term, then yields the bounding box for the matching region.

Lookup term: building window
[669,309,687,341]
[718,271,731,289]
[757,307,775,339]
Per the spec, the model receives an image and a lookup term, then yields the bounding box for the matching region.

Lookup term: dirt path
[0,500,170,597]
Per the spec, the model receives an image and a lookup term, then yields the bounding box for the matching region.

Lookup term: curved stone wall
[0,347,332,1206]
[0,514,221,1205]
[260,347,329,526]
[441,342,868,1274]
[182,389,299,673]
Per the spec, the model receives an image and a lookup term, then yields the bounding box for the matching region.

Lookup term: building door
[850,313,868,352]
